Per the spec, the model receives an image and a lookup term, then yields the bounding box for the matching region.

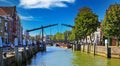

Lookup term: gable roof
[0,6,16,16]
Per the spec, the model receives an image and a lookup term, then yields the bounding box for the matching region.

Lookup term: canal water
[26,46,120,66]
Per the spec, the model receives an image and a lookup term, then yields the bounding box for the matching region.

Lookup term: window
[0,18,2,23]
[5,22,7,27]
[4,22,8,31]
[0,27,3,32]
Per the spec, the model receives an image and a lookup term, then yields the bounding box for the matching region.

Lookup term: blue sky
[0,0,120,36]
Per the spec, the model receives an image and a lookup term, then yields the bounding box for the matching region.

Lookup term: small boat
[56,44,60,47]
[67,45,72,48]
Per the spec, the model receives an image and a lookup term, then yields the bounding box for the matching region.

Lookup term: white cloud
[19,0,75,9]
[19,14,34,21]
[19,14,42,21]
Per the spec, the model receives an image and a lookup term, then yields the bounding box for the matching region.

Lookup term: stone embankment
[0,45,46,66]
[72,44,120,58]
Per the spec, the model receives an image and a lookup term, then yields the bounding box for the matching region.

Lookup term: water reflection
[26,46,120,66]
[27,46,73,66]
[72,51,120,66]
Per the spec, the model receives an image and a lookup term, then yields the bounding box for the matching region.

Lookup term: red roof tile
[0,6,16,16]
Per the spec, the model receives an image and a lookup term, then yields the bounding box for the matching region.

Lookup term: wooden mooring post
[83,43,85,52]
[76,41,81,51]
[76,44,81,51]
[23,39,27,57]
[0,36,4,66]
[14,38,19,62]
[105,39,111,58]
[72,41,81,51]
[72,44,75,51]
[93,43,96,55]
[29,40,33,55]
[87,44,90,53]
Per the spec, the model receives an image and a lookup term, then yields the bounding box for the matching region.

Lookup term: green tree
[29,36,34,40]
[50,35,56,41]
[75,7,99,44]
[35,35,41,41]
[68,29,75,41]
[102,4,120,46]
[64,30,72,42]
[55,32,64,41]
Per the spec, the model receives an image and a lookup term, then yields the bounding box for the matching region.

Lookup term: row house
[0,6,23,45]
[84,22,118,46]
[83,27,101,45]
[16,14,23,45]
[0,15,12,44]
[100,22,117,46]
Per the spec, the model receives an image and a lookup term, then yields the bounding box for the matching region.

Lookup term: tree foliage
[50,35,56,41]
[64,30,71,41]
[68,29,75,41]
[102,4,120,37]
[50,30,75,41]
[75,7,99,41]
[56,32,64,40]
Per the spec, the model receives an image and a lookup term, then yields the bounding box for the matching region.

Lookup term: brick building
[0,15,11,44]
[0,6,23,45]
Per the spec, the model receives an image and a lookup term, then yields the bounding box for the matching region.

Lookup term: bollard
[0,36,3,66]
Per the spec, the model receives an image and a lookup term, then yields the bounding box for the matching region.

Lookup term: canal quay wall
[72,44,120,59]
[0,37,46,66]
[0,45,46,66]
